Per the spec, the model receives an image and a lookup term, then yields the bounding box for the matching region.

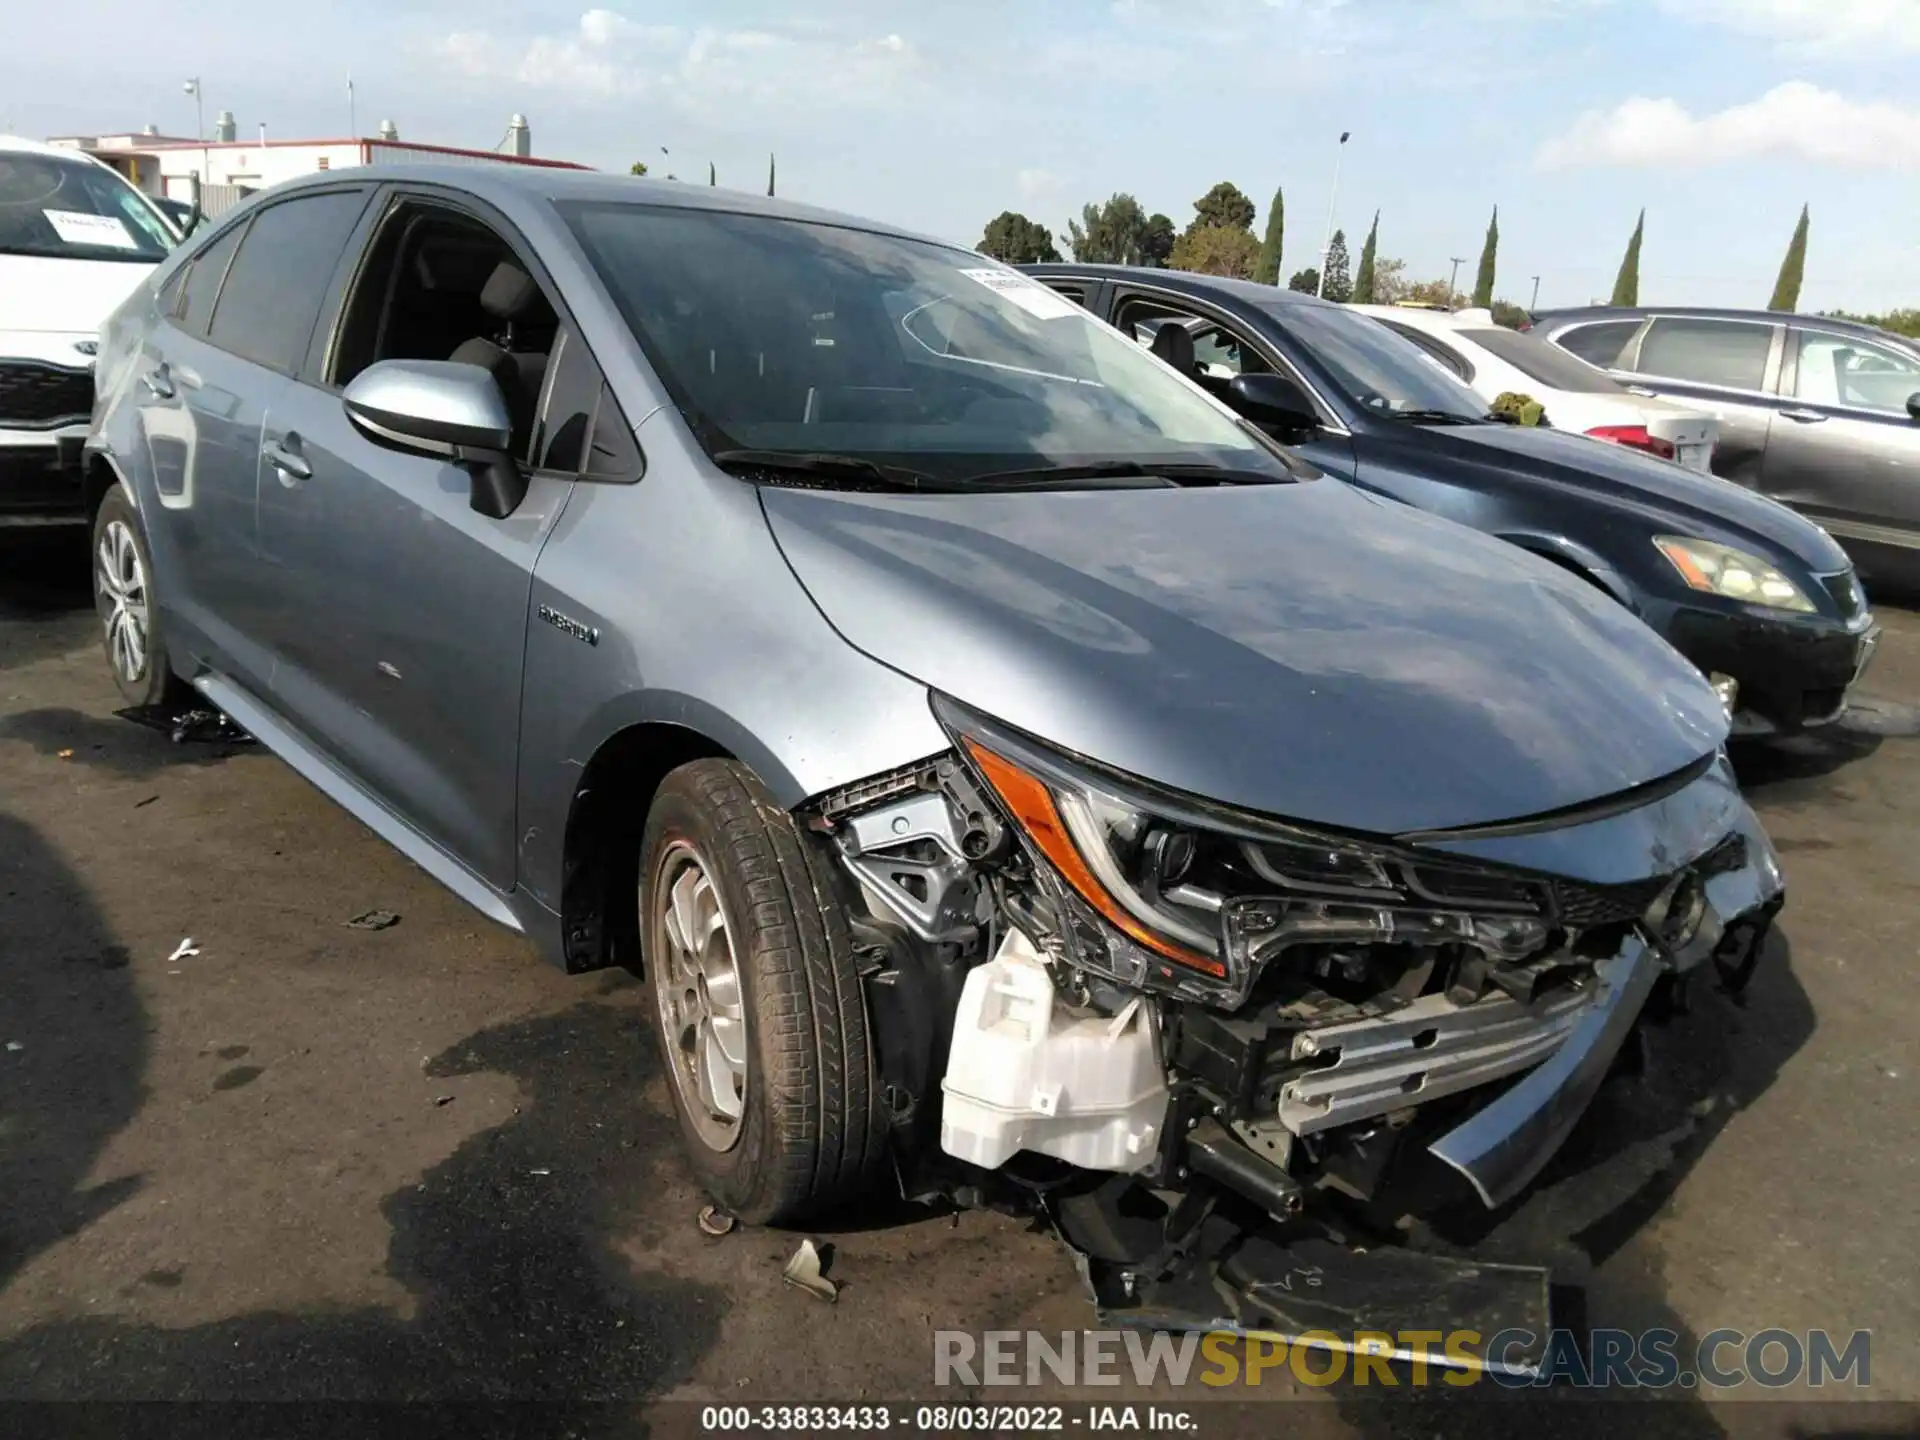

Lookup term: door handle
[139,364,173,399]
[263,437,312,481]
[1779,407,1828,424]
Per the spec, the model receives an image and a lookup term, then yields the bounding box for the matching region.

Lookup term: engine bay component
[940,927,1169,1173]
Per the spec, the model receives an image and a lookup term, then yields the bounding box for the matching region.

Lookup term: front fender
[1495,531,1638,612]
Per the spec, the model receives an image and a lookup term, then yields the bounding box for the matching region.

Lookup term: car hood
[761,478,1728,836]
[1389,421,1850,569]
[0,254,156,336]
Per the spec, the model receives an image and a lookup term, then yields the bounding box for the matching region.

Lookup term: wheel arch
[558,720,739,974]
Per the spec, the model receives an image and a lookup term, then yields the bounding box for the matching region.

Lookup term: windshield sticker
[960,268,1081,321]
[44,209,139,250]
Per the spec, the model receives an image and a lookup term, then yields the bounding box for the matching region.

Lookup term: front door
[1762,326,1920,584]
[254,193,577,889]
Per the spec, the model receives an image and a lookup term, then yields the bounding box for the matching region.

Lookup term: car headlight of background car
[1654,535,1816,613]
[936,698,1553,1010]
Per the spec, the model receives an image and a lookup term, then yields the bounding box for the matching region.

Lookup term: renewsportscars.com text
[933,1328,1871,1389]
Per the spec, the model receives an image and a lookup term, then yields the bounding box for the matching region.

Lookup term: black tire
[640,759,885,1225]
[91,484,190,711]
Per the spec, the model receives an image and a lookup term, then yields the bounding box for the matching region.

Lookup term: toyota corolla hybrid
[85,166,1783,1374]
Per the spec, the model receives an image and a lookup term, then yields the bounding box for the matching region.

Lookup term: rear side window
[1637,318,1773,392]
[1555,320,1637,368]
[1462,327,1623,393]
[1383,323,1473,381]
[206,190,368,373]
[174,223,244,336]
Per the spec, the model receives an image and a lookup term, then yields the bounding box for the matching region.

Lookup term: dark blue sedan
[1026,265,1879,736]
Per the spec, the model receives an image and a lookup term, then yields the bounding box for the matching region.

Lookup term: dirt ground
[2,531,1917,1438]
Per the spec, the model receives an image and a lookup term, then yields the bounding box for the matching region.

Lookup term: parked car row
[1530,305,1920,593]
[71,162,1819,1375]
[1026,264,1877,736]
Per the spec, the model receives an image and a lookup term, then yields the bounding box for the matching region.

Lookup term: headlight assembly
[935,698,1555,1009]
[1654,536,1815,613]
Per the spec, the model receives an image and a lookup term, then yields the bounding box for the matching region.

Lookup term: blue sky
[8,0,1917,311]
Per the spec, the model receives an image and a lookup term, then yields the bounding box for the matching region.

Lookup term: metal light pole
[183,78,205,187]
[348,74,356,138]
[1315,131,1350,299]
[1530,275,1541,310]
[1448,257,1466,305]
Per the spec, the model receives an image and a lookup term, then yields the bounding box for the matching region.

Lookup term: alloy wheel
[96,519,150,684]
[652,841,749,1152]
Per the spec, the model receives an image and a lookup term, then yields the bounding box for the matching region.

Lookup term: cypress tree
[1472,205,1498,309]
[1255,186,1285,285]
[1768,204,1810,312]
[1610,209,1644,307]
[1353,212,1379,304]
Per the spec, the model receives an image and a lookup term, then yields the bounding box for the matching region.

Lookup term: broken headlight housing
[936,697,1553,1009]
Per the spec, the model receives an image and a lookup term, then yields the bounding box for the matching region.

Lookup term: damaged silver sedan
[86,168,1783,1379]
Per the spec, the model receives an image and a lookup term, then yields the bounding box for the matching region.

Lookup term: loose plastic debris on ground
[697,1205,737,1237]
[167,938,200,963]
[114,705,255,746]
[5,1041,22,1053]
[345,909,402,931]
[783,1240,838,1302]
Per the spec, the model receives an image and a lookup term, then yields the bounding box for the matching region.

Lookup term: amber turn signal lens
[962,738,1227,978]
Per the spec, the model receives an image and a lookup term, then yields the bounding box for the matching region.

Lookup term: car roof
[1351,304,1503,332]
[1532,303,1906,343]
[263,163,959,251]
[1022,263,1348,313]
[0,134,124,171]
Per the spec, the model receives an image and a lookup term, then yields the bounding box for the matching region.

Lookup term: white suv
[0,135,180,528]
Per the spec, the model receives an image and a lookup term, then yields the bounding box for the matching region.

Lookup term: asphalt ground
[2,531,1917,1438]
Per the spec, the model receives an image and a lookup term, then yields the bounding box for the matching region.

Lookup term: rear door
[1617,314,1782,487]
[255,188,600,889]
[1765,325,1920,578]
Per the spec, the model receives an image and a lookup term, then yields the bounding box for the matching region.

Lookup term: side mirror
[1227,372,1320,430]
[343,359,527,519]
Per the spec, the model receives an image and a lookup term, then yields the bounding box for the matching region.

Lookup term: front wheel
[641,759,886,1225]
[92,484,190,710]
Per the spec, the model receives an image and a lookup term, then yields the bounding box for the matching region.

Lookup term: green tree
[1286,267,1321,294]
[1352,212,1380,304]
[767,154,776,197]
[1821,308,1920,339]
[628,161,649,176]
[1371,256,1408,305]
[1472,205,1499,309]
[1189,181,1256,234]
[1490,299,1530,329]
[1610,209,1645,307]
[1403,278,1465,308]
[1141,213,1176,268]
[978,211,1062,264]
[1069,193,1151,264]
[1768,204,1810,312]
[1168,225,1262,278]
[1321,229,1353,302]
[1255,186,1285,285]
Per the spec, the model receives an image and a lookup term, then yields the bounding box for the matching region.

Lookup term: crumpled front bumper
[1427,798,1783,1209]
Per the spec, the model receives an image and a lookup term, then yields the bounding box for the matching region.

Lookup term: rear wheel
[92,485,190,710]
[641,759,885,1224]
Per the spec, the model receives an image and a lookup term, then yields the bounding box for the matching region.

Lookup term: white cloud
[1537,81,1920,171]
[1661,0,1920,55]
[436,11,921,111]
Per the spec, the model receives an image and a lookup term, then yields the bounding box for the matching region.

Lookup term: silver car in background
[1531,305,1920,592]
[84,167,1785,1371]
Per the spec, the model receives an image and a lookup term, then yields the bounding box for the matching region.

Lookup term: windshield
[561,202,1291,486]
[1271,303,1489,420]
[0,151,177,262]
[1461,326,1626,394]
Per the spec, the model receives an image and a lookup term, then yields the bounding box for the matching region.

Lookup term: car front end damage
[806,698,1782,1379]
